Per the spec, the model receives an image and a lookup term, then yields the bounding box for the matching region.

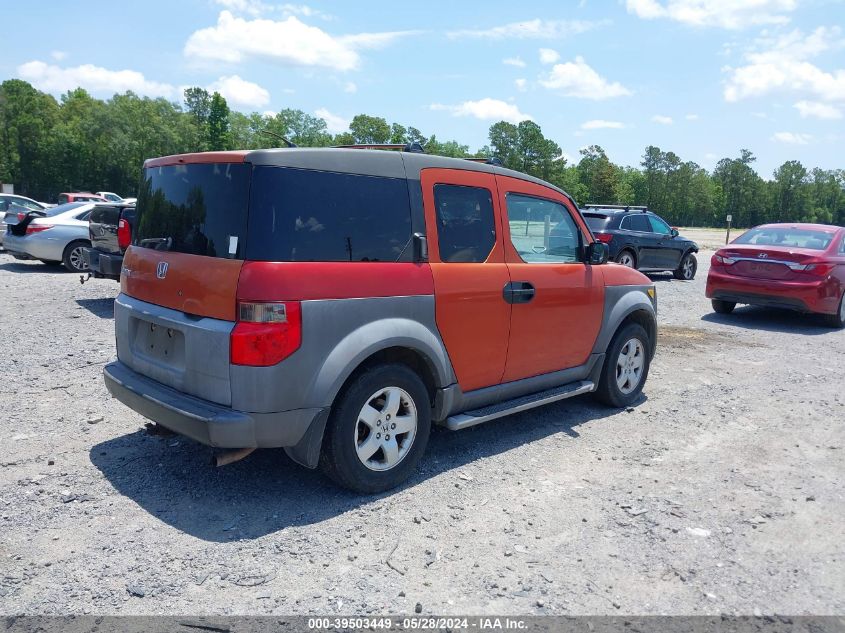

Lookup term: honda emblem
[156,261,169,279]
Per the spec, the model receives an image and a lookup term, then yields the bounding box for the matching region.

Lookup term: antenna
[259,129,297,148]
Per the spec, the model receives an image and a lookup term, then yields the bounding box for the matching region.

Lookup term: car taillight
[17,212,26,221]
[594,232,613,243]
[712,254,736,265]
[230,302,302,366]
[117,218,131,250]
[795,263,833,276]
[25,224,52,235]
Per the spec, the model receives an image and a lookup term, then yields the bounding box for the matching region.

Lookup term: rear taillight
[230,301,302,366]
[17,212,25,221]
[712,254,736,265]
[796,263,833,276]
[594,232,613,243]
[25,224,52,235]
[117,218,131,250]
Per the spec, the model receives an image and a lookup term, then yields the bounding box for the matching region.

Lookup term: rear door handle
[503,281,535,304]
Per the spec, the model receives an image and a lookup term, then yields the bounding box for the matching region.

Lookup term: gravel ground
[0,248,843,617]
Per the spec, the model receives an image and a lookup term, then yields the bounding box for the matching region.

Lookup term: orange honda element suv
[104,145,657,492]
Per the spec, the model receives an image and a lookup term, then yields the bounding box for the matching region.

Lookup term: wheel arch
[593,288,657,359]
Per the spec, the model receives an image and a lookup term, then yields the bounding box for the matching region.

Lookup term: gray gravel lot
[0,245,842,616]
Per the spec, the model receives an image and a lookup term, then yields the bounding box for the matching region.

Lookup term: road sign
[726,214,732,222]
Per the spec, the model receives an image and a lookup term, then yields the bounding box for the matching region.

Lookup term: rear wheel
[616,249,637,269]
[711,299,736,314]
[822,292,845,329]
[673,252,697,280]
[62,240,89,273]
[594,322,651,408]
[319,364,431,493]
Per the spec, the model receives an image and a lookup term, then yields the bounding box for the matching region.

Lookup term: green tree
[207,92,231,151]
[349,114,390,144]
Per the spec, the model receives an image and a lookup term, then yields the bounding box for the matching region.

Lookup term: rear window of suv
[584,213,611,231]
[134,163,250,258]
[246,166,412,262]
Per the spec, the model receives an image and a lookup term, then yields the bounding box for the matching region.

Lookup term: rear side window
[247,167,412,262]
[134,163,250,258]
[621,214,652,232]
[434,184,496,263]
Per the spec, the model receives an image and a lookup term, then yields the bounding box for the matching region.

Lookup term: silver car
[0,194,47,248]
[3,202,95,272]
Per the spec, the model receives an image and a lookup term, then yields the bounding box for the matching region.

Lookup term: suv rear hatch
[117,155,249,405]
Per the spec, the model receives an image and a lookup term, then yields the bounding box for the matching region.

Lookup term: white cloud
[652,114,673,124]
[724,27,845,103]
[581,119,625,129]
[794,100,842,120]
[625,0,797,29]
[50,51,67,61]
[184,11,413,70]
[539,56,632,99]
[515,78,528,92]
[539,48,560,64]
[213,0,332,20]
[17,60,176,98]
[343,81,357,94]
[503,56,527,68]
[430,98,532,123]
[448,18,601,40]
[208,74,270,108]
[315,107,349,133]
[685,113,700,120]
[771,131,812,144]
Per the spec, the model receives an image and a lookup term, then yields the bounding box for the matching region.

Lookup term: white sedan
[3,202,96,272]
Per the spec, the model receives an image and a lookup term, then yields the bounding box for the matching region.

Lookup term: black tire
[616,249,637,269]
[673,252,697,280]
[711,299,736,314]
[319,363,431,494]
[593,322,651,408]
[822,292,845,329]
[62,240,89,273]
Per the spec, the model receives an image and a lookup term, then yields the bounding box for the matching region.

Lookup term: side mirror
[587,241,609,265]
[671,228,679,237]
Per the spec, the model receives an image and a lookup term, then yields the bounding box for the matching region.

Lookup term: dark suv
[581,205,699,279]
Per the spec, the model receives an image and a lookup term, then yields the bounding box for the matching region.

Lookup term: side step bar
[444,380,595,431]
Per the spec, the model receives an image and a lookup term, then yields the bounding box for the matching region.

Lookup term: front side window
[648,215,672,235]
[433,184,496,263]
[247,167,412,262]
[506,193,581,263]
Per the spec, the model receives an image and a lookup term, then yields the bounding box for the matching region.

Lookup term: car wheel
[616,249,637,269]
[822,292,845,329]
[711,299,736,314]
[319,363,431,493]
[673,253,697,280]
[593,322,651,408]
[62,240,89,273]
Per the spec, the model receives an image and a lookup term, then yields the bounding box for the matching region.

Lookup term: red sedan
[706,223,845,328]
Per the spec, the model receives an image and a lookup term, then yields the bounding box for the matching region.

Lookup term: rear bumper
[104,360,326,449]
[706,269,836,314]
[83,248,123,279]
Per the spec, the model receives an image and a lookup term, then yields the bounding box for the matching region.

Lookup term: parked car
[580,205,699,279]
[82,202,137,280]
[706,223,845,328]
[0,195,47,248]
[103,147,658,493]
[3,202,95,272]
[57,192,108,204]
[96,191,137,205]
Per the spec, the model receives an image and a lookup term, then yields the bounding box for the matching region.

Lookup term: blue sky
[2,0,844,175]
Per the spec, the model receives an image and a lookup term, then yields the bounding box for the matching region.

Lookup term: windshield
[734,227,834,250]
[134,162,250,258]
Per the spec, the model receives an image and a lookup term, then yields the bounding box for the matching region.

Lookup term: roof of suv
[143,148,576,206]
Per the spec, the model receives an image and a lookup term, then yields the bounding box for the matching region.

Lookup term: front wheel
[319,364,431,493]
[593,322,651,408]
[673,253,697,280]
[711,299,736,314]
[62,240,89,273]
[822,292,845,329]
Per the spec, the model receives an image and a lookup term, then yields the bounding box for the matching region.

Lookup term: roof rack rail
[332,142,425,153]
[584,204,649,212]
[464,157,504,166]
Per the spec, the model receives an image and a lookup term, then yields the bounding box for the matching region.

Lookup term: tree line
[1,79,842,228]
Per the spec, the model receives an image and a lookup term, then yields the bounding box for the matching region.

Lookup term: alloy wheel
[69,246,86,272]
[615,338,645,395]
[354,386,418,472]
[618,252,635,268]
[682,257,695,279]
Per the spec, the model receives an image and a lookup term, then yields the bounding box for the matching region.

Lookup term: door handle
[503,281,535,304]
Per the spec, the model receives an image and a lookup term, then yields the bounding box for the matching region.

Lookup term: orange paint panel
[120,247,243,321]
[421,168,511,392]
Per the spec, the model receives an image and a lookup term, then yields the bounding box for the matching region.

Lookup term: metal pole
[544,215,551,250]
[726,219,732,245]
